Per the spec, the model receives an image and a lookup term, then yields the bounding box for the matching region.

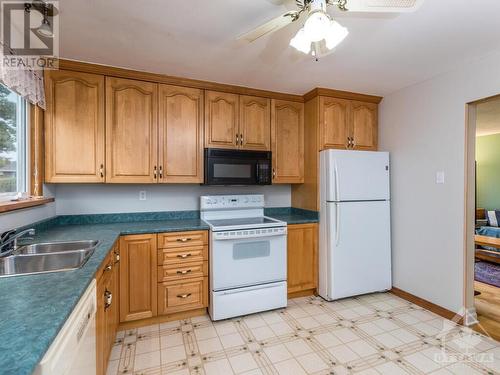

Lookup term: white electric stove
[200,194,288,321]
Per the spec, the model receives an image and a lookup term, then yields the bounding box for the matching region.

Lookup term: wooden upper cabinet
[44,70,105,183]
[159,85,204,183]
[319,96,350,150]
[204,91,239,149]
[119,234,157,322]
[271,100,304,183]
[106,77,158,183]
[350,101,378,151]
[239,95,271,151]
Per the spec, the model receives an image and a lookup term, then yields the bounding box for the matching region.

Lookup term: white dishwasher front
[34,279,97,375]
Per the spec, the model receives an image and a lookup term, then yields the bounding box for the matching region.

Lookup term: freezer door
[325,200,391,300]
[322,150,390,201]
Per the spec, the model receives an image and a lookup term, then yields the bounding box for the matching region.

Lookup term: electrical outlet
[139,191,147,200]
[436,171,445,184]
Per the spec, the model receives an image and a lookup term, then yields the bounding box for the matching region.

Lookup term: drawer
[157,277,208,315]
[157,261,207,282]
[157,246,207,266]
[158,231,208,249]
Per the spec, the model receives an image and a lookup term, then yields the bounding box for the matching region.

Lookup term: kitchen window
[0,84,28,200]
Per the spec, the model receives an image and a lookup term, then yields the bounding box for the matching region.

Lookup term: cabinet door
[271,100,304,183]
[106,77,158,183]
[204,91,239,149]
[44,70,105,183]
[95,272,107,375]
[239,95,271,151]
[159,85,204,183]
[319,96,350,150]
[350,101,378,151]
[287,224,318,295]
[107,250,119,350]
[119,234,157,322]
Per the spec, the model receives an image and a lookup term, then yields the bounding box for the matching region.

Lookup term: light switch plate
[436,171,445,184]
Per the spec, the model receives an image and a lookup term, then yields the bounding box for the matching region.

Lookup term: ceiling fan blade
[340,0,425,12]
[237,12,298,43]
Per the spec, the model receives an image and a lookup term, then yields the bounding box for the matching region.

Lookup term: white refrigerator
[319,149,391,301]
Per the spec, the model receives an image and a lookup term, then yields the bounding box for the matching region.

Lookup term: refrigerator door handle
[334,161,340,202]
[335,203,340,246]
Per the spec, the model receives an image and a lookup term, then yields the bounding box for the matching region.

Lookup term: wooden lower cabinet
[157,230,209,316]
[287,223,318,297]
[117,231,209,325]
[96,243,120,375]
[119,234,157,322]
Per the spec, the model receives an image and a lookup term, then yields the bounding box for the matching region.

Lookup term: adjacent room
[474,97,500,341]
[0,1,499,374]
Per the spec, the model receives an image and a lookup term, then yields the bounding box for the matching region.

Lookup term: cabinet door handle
[177,253,192,258]
[159,165,163,179]
[177,293,191,299]
[176,238,192,243]
[153,166,157,179]
[104,263,112,272]
[346,138,350,149]
[104,290,112,309]
[99,164,104,178]
[236,133,239,145]
[177,269,192,275]
[351,138,356,148]
[114,252,120,264]
[272,168,276,179]
[240,133,243,146]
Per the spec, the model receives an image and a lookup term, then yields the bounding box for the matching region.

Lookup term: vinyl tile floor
[106,293,500,375]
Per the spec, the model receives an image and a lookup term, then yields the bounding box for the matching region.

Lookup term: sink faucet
[0,228,35,257]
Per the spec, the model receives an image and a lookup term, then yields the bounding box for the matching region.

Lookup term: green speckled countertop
[0,208,317,375]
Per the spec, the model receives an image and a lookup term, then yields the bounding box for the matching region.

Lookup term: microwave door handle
[256,163,259,182]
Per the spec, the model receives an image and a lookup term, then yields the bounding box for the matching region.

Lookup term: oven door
[210,229,287,291]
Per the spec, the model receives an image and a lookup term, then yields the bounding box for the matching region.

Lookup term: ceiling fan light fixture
[303,11,331,42]
[325,20,348,50]
[289,27,311,54]
[36,18,53,38]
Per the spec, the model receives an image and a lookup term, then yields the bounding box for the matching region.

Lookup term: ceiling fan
[238,0,425,58]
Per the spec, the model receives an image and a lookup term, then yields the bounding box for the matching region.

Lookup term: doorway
[465,95,500,341]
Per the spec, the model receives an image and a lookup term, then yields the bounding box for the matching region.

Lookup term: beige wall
[379,50,500,313]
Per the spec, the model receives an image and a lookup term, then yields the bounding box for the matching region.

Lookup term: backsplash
[53,184,291,215]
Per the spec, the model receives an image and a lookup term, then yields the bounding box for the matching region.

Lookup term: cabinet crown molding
[57,59,383,104]
[303,88,383,104]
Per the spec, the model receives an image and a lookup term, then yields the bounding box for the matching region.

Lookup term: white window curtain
[0,44,46,109]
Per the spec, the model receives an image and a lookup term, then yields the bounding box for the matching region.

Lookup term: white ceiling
[477,98,500,137]
[59,0,500,96]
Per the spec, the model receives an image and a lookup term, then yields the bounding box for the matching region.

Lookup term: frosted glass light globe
[304,11,330,42]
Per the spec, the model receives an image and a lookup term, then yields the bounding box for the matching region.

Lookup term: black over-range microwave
[204,148,272,185]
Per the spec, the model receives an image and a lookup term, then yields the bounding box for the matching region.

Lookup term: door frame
[463,93,500,325]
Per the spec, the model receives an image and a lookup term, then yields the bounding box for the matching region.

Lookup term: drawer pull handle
[176,238,192,242]
[177,293,192,299]
[177,269,192,275]
[104,263,112,272]
[177,253,192,258]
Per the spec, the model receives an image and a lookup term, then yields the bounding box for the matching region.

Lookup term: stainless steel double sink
[0,240,98,278]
